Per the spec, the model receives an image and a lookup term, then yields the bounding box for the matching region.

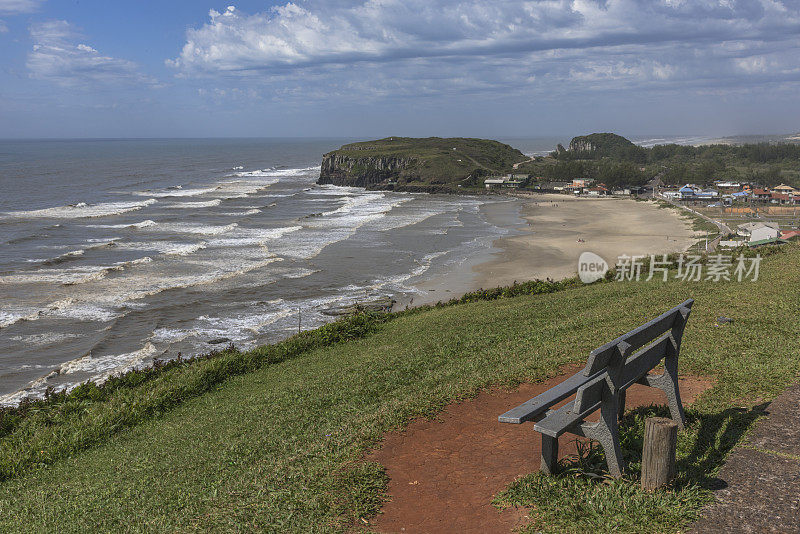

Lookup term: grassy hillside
[318,137,527,191]
[0,245,799,532]
[516,132,800,188]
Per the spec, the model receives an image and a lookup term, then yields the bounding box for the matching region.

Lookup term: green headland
[318,133,800,192]
[317,136,528,191]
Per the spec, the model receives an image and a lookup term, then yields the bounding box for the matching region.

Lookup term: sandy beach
[412,194,699,305]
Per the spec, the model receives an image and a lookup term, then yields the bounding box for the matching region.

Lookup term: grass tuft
[494,403,772,533]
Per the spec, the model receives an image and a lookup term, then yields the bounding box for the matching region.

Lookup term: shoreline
[406,193,699,307]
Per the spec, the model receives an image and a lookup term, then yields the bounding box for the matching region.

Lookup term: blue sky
[1,0,799,139]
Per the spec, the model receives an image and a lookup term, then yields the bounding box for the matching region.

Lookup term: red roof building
[780,230,800,240]
[752,188,771,200]
[770,193,798,204]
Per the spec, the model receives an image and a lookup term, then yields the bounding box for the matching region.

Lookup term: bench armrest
[498,369,599,424]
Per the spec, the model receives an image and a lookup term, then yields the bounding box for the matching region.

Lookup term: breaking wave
[2,199,157,219]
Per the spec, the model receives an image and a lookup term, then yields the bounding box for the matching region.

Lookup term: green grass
[655,200,720,235]
[492,403,763,533]
[1,245,799,532]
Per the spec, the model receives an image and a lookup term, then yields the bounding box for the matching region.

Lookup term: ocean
[0,138,573,405]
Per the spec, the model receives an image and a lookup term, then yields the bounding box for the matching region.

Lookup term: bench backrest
[498,299,693,425]
[573,298,693,414]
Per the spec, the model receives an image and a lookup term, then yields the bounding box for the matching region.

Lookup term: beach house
[737,222,781,241]
[772,184,798,196]
[484,178,506,190]
[678,184,700,199]
[533,181,570,192]
[587,185,610,196]
[752,188,772,201]
[679,184,719,201]
[780,230,800,240]
[484,174,526,190]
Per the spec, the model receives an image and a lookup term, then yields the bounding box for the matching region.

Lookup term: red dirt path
[368,367,713,534]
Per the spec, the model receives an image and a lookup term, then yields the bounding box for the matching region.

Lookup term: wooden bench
[499,299,693,476]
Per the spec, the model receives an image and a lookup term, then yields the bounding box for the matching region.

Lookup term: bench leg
[595,424,624,477]
[618,389,627,422]
[540,434,558,475]
[642,363,686,429]
[662,354,686,429]
[583,395,626,477]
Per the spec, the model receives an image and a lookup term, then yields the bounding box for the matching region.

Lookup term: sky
[0,0,799,139]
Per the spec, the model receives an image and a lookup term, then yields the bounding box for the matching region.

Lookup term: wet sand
[412,194,699,305]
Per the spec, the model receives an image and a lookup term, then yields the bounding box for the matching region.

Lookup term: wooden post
[641,417,678,491]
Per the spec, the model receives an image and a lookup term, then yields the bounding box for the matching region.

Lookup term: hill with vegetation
[516,132,800,189]
[0,241,798,532]
[560,132,645,161]
[317,137,527,191]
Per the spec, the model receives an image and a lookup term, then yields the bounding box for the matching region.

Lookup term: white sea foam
[60,343,159,376]
[207,166,319,199]
[157,222,238,236]
[207,225,302,248]
[235,166,318,178]
[133,187,217,198]
[115,241,207,256]
[162,243,208,255]
[215,178,280,198]
[0,309,40,329]
[347,251,449,295]
[8,332,84,346]
[0,342,161,407]
[0,375,54,407]
[1,254,282,332]
[218,208,262,217]
[86,237,122,243]
[152,306,295,346]
[0,257,153,286]
[0,266,108,285]
[274,191,410,259]
[165,199,222,209]
[2,199,157,219]
[369,202,447,232]
[41,249,86,265]
[45,298,120,322]
[87,219,158,229]
[305,184,360,196]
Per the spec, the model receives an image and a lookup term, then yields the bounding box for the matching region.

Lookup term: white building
[737,221,781,238]
[750,226,780,243]
[484,178,506,190]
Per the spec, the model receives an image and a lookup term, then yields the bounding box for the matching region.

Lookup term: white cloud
[169,0,800,100]
[0,0,42,33]
[0,0,43,15]
[28,20,158,88]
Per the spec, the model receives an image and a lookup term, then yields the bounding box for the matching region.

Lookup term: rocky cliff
[318,152,417,188]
